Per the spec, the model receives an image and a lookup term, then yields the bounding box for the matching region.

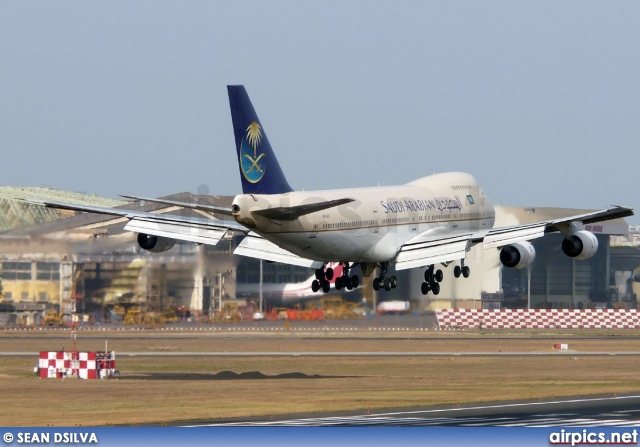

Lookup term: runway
[189,394,640,427]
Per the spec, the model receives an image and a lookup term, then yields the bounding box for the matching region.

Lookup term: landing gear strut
[372,262,398,292]
[421,264,443,295]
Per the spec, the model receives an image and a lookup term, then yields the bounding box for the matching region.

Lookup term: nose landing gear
[453,260,470,278]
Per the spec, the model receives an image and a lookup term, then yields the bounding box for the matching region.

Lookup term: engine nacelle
[137,233,176,253]
[500,241,536,269]
[562,230,598,260]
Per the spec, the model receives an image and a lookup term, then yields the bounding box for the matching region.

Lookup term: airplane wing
[251,198,354,221]
[28,198,322,264]
[119,195,233,217]
[26,199,246,246]
[395,206,634,270]
[233,232,324,268]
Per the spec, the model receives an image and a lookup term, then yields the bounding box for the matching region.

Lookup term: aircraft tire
[431,282,440,295]
[373,278,381,291]
[325,268,334,280]
[315,269,325,280]
[390,276,398,288]
[352,275,359,288]
[454,266,461,278]
[335,277,343,290]
[421,282,429,295]
[322,280,331,293]
[311,280,320,293]
[435,269,443,282]
[462,266,470,278]
[384,278,392,291]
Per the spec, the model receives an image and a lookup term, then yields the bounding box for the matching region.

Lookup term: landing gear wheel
[311,280,320,292]
[424,269,431,282]
[384,278,392,291]
[315,269,325,280]
[454,265,461,278]
[435,269,443,282]
[351,275,359,289]
[373,278,381,291]
[335,277,343,290]
[421,282,430,295]
[431,282,440,295]
[462,266,470,278]
[322,280,331,293]
[346,278,354,291]
[325,268,334,280]
[390,276,398,288]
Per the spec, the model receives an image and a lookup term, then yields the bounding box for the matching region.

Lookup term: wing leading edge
[395,206,634,270]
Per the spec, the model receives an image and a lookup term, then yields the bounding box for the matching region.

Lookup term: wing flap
[395,234,472,270]
[124,218,228,246]
[234,233,324,268]
[482,224,546,250]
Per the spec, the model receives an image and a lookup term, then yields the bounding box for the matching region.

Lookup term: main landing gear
[421,261,470,295]
[334,262,359,291]
[372,262,398,292]
[421,264,443,295]
[311,263,359,293]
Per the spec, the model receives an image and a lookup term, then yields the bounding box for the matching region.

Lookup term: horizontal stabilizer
[120,195,233,216]
[124,218,227,246]
[234,233,324,268]
[251,198,354,221]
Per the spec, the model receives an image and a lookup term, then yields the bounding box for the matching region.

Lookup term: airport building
[0,187,635,324]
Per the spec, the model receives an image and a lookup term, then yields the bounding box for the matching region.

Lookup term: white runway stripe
[190,414,640,427]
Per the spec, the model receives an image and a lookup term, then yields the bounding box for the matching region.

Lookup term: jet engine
[137,233,176,253]
[561,230,598,260]
[499,241,536,269]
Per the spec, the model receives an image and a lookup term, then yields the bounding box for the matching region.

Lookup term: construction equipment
[43,309,65,327]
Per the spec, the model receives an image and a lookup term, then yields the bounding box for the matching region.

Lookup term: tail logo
[240,121,266,183]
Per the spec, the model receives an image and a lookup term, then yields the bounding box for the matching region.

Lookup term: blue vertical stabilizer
[227,85,293,194]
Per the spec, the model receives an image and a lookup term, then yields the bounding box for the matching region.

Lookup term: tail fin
[227,85,293,194]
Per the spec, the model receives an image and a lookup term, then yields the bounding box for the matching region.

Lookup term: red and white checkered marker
[435,309,640,329]
[38,351,116,379]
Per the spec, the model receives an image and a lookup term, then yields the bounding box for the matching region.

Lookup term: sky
[1,1,638,224]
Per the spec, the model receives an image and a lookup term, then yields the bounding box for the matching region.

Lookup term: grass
[1,329,640,426]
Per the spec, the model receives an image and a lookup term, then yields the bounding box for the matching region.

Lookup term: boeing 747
[31,86,634,296]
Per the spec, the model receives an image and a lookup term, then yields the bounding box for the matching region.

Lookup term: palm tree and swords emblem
[240,121,266,183]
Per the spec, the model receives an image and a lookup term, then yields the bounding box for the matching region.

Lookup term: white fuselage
[232,172,496,263]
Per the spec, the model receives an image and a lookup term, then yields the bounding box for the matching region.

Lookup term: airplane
[29,85,634,297]
[235,262,357,306]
